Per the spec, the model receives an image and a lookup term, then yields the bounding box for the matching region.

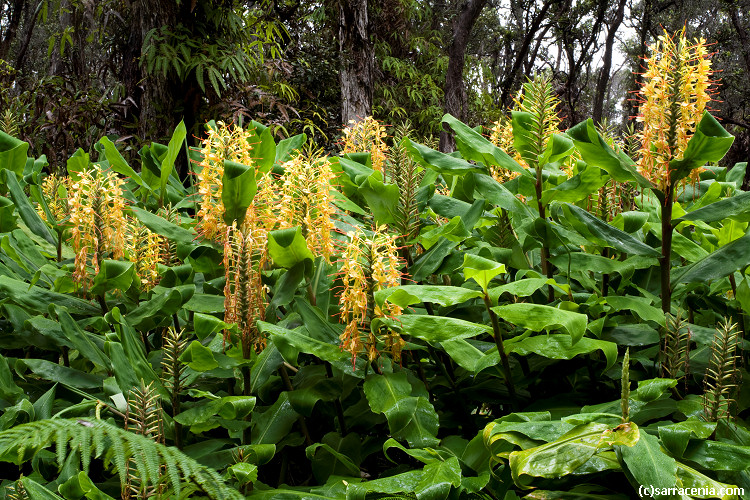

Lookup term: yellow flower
[67,166,128,293]
[278,151,337,261]
[338,226,403,364]
[636,29,714,190]
[341,117,388,173]
[126,216,163,290]
[37,173,70,223]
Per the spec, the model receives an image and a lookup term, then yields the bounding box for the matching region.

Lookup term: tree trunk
[440,0,488,152]
[592,0,627,124]
[339,0,373,125]
[0,0,26,61]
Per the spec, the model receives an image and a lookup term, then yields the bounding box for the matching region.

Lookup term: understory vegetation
[0,29,749,500]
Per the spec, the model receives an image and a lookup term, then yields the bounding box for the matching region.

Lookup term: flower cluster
[68,166,128,293]
[278,151,337,261]
[338,227,404,364]
[341,117,388,173]
[37,173,71,224]
[125,217,163,290]
[636,29,714,191]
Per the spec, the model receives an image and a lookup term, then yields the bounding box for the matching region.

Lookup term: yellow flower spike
[341,117,388,173]
[278,151,336,261]
[37,173,71,223]
[67,166,128,294]
[223,222,268,358]
[126,216,162,290]
[636,29,714,191]
[337,226,403,366]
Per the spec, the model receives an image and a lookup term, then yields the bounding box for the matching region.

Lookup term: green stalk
[483,292,516,406]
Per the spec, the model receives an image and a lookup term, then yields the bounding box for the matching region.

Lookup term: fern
[0,419,243,500]
[702,319,742,423]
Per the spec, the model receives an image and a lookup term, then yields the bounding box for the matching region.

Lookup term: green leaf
[633,378,678,403]
[442,113,526,177]
[17,359,103,389]
[542,164,608,204]
[228,462,258,487]
[0,130,29,177]
[131,206,198,248]
[357,173,400,225]
[415,456,462,498]
[175,396,256,428]
[267,227,314,271]
[0,276,99,316]
[160,120,186,199]
[98,136,143,186]
[53,305,112,371]
[462,254,506,292]
[559,203,660,257]
[673,229,750,284]
[441,339,500,374]
[675,462,740,499]
[380,315,490,343]
[180,341,219,371]
[90,260,136,295]
[374,285,483,309]
[681,440,750,471]
[250,123,277,173]
[473,173,534,216]
[363,372,439,448]
[404,138,487,175]
[676,190,750,224]
[58,471,116,500]
[567,119,652,188]
[492,304,587,344]
[0,353,24,404]
[618,430,677,495]
[222,160,257,225]
[3,170,55,245]
[20,477,64,499]
[0,196,18,232]
[251,392,299,445]
[506,334,618,369]
[275,134,307,164]
[669,112,734,183]
[658,420,716,457]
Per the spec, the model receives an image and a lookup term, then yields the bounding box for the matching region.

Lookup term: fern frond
[702,319,742,422]
[0,419,243,500]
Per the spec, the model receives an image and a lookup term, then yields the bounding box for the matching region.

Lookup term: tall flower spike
[126,216,163,290]
[341,116,388,173]
[338,226,403,365]
[195,121,258,241]
[223,222,268,358]
[37,173,70,223]
[278,150,336,261]
[67,166,128,294]
[636,29,714,190]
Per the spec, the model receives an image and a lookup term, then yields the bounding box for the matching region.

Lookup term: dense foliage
[0,28,749,500]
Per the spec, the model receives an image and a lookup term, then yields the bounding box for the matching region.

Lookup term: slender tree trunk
[592,0,627,124]
[440,0,488,152]
[339,0,373,125]
[14,0,42,71]
[0,0,26,61]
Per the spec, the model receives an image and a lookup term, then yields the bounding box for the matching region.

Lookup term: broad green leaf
[4,170,55,245]
[617,430,677,494]
[473,173,534,216]
[364,372,439,448]
[125,288,192,332]
[462,254,506,292]
[17,359,104,389]
[374,285,483,309]
[175,396,256,428]
[0,276,99,315]
[180,341,219,371]
[675,462,740,499]
[20,477,64,499]
[131,206,198,248]
[250,124,277,173]
[441,339,499,373]
[658,420,716,457]
[0,353,24,404]
[542,164,607,204]
[567,119,652,188]
[492,304,587,344]
[251,392,299,445]
[442,113,526,176]
[559,203,659,257]
[159,120,186,199]
[267,227,314,271]
[673,229,750,284]
[222,160,257,225]
[306,440,361,479]
[381,314,490,343]
[0,196,17,232]
[275,133,307,164]
[669,112,734,183]
[605,296,665,326]
[0,130,29,177]
[676,190,750,223]
[53,305,111,371]
[90,260,135,295]
[58,471,116,500]
[633,378,678,403]
[415,456,462,498]
[681,440,750,471]
[357,173,399,225]
[404,138,487,175]
[228,462,258,487]
[505,334,617,369]
[99,136,143,186]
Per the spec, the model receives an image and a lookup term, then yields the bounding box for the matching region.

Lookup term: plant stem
[535,170,554,303]
[483,292,517,407]
[325,362,348,435]
[279,365,313,446]
[660,185,674,314]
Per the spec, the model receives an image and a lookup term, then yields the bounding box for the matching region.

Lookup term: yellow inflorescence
[341,117,388,173]
[126,217,163,290]
[195,121,258,241]
[223,222,267,357]
[68,166,128,293]
[636,29,714,191]
[338,227,404,364]
[278,151,337,261]
[37,173,71,223]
